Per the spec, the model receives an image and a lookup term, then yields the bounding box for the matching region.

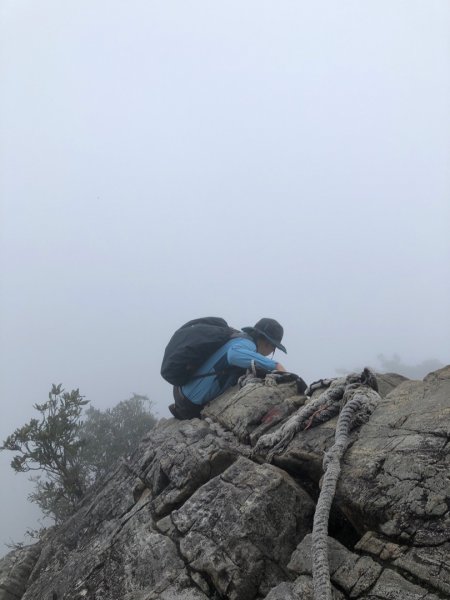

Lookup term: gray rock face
[2,367,449,600]
[336,366,450,544]
[272,534,441,600]
[356,531,450,596]
[133,418,251,517]
[172,456,315,600]
[375,372,408,398]
[0,544,41,600]
[202,380,302,443]
[20,418,249,600]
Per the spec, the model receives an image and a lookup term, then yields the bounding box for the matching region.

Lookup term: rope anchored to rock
[252,368,381,600]
[253,368,379,461]
[312,380,380,600]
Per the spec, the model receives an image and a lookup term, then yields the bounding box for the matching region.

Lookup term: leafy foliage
[1,384,89,523]
[1,386,157,525]
[80,394,157,480]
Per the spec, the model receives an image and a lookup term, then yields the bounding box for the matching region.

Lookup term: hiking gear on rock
[242,318,287,353]
[238,369,308,394]
[161,317,241,386]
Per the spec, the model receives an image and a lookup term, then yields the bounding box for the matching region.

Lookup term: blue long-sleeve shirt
[181,337,277,406]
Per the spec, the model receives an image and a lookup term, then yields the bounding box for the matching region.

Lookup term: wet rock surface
[2,367,449,600]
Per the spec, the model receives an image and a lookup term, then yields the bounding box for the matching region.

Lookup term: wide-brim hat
[242,318,287,353]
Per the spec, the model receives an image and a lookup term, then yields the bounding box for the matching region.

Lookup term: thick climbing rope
[249,368,380,600]
[252,369,378,461]
[312,384,380,600]
[253,377,347,460]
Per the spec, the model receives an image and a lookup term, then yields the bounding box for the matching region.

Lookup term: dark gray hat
[242,318,287,353]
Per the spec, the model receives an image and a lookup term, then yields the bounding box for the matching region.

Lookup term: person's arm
[227,338,279,372]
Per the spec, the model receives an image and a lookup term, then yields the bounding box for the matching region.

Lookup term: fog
[1,1,449,555]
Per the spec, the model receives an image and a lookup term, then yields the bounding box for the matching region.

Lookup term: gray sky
[1,0,449,554]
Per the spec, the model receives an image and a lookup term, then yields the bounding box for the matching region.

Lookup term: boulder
[336,366,450,544]
[133,417,250,517]
[375,372,408,398]
[202,381,302,443]
[171,456,315,600]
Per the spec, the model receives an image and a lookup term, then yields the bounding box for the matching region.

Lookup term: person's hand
[275,363,286,372]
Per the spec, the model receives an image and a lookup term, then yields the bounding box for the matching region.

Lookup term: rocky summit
[1,366,449,600]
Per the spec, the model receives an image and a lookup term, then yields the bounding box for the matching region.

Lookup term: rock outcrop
[0,367,448,600]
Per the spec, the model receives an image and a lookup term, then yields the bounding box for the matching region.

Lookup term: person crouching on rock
[169,318,287,420]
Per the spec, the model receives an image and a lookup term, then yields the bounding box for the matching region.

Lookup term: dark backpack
[161,317,242,386]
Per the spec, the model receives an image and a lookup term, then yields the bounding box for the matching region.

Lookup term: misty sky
[1,1,449,554]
